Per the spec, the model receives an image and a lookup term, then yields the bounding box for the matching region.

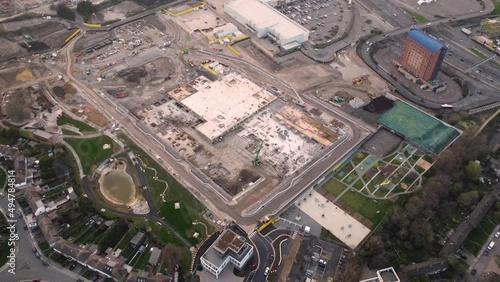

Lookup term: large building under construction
[395,29,447,82]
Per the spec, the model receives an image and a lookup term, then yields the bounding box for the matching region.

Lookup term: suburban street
[250,232,274,282]
[468,226,500,281]
[0,196,81,282]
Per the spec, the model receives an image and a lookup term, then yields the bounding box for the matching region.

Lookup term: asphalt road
[357,0,415,28]
[468,227,500,281]
[0,196,80,282]
[250,232,274,282]
[359,1,497,111]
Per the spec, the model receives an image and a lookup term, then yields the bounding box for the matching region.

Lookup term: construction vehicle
[334,96,346,103]
[255,215,280,232]
[352,78,363,85]
[24,41,32,49]
[252,141,263,166]
[367,91,376,100]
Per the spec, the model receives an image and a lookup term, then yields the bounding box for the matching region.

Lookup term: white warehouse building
[224,0,309,51]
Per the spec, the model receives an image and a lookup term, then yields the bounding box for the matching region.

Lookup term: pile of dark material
[363,96,395,113]
[117,66,147,83]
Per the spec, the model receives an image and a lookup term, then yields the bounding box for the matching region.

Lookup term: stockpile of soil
[15,69,35,82]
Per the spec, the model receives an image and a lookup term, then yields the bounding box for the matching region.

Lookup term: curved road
[359,1,497,111]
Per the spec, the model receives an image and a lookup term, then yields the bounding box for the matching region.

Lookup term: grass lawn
[0,168,6,190]
[62,129,81,136]
[469,47,488,59]
[422,155,434,163]
[345,170,359,184]
[120,134,215,244]
[64,135,118,174]
[132,249,152,270]
[322,178,348,197]
[338,190,390,225]
[159,201,207,245]
[403,8,427,22]
[463,239,482,256]
[392,186,405,194]
[353,179,364,190]
[57,115,97,134]
[415,165,425,174]
[464,218,497,255]
[494,0,500,15]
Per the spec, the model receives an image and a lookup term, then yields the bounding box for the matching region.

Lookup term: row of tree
[56,1,96,22]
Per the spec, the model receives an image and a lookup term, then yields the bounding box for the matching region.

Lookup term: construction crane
[252,141,263,166]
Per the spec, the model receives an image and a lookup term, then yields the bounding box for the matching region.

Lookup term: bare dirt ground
[97,0,145,22]
[276,63,341,92]
[0,38,24,60]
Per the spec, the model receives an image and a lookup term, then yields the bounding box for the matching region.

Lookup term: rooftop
[378,102,460,155]
[130,231,146,246]
[214,229,245,255]
[225,0,309,44]
[181,73,276,141]
[408,29,445,53]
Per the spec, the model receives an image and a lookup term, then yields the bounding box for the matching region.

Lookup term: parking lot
[276,0,353,45]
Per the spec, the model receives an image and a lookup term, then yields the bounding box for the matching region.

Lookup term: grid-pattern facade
[397,29,447,81]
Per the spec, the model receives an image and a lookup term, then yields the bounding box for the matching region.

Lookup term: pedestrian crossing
[291,231,298,240]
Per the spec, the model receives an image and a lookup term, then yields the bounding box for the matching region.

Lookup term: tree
[56,4,76,21]
[76,1,95,21]
[162,244,184,274]
[465,161,481,179]
[458,190,480,209]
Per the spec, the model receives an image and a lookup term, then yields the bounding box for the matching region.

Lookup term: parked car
[484,250,490,256]
[264,267,270,276]
[495,231,500,238]
[471,269,477,276]
[34,251,41,258]
[41,259,49,266]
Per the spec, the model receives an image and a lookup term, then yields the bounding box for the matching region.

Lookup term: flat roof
[181,73,276,141]
[408,29,445,53]
[299,190,371,249]
[225,0,309,41]
[214,229,245,255]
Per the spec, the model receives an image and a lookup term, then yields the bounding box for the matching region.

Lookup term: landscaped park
[315,102,461,231]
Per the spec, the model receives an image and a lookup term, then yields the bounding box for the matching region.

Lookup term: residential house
[24,186,45,216]
[37,214,60,245]
[52,238,93,264]
[129,232,146,249]
[398,259,448,282]
[148,247,162,267]
[126,270,172,282]
[86,254,130,281]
